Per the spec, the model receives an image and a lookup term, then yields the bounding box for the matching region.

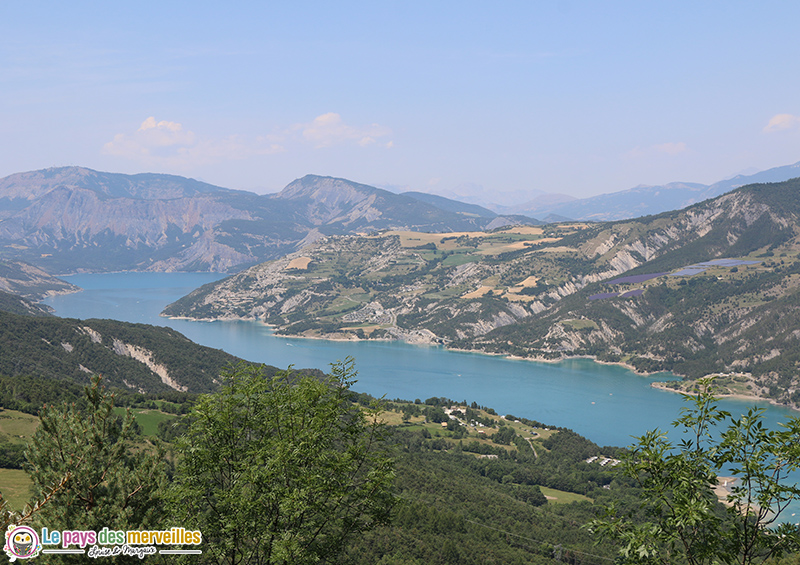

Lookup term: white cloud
[139,117,180,133]
[103,117,283,167]
[103,113,392,170]
[763,113,800,133]
[298,113,392,148]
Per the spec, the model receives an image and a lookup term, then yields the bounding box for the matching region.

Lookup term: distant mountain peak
[1,167,538,273]
[276,174,385,201]
[518,160,800,221]
[0,166,230,201]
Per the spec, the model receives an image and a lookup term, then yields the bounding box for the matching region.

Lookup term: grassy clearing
[377,410,408,426]
[0,410,39,444]
[320,295,370,316]
[0,469,32,511]
[286,256,312,270]
[516,276,540,287]
[561,319,599,331]
[653,374,759,398]
[442,253,480,267]
[539,486,592,504]
[113,407,177,437]
[1,405,174,445]
[390,230,486,248]
[389,229,553,256]
[462,286,493,299]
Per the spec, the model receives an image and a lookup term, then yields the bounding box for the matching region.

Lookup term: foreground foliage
[5,363,800,563]
[0,377,168,563]
[24,376,167,534]
[170,359,396,565]
[591,378,800,564]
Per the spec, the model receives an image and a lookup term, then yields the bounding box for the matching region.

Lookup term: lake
[43,272,799,450]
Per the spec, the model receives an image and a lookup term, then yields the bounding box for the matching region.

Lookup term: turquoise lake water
[42,272,799,450]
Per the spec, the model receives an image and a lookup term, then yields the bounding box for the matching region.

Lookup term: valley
[164,177,800,408]
[4,167,800,409]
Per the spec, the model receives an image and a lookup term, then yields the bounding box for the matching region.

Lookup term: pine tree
[23,376,167,535]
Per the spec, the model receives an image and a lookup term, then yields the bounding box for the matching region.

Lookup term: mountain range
[2,162,800,274]
[0,167,539,273]
[163,177,800,408]
[495,161,800,220]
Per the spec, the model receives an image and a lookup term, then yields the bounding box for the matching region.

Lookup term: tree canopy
[169,358,396,565]
[591,377,800,564]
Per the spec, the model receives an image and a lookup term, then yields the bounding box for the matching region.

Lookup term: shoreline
[163,312,799,412]
[451,348,668,379]
[650,381,800,413]
[165,313,677,377]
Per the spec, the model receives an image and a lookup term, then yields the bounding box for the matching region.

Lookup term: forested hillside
[0,290,51,317]
[0,311,238,394]
[0,371,632,564]
[3,361,799,564]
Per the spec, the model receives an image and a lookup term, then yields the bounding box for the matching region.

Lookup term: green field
[0,469,32,511]
[1,406,175,442]
[0,410,39,443]
[113,407,177,437]
[539,486,593,504]
[561,319,599,331]
[441,253,481,267]
[0,406,173,513]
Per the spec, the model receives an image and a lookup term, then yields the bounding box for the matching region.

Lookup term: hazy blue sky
[2,1,799,201]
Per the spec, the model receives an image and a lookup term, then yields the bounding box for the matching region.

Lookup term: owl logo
[3,525,42,561]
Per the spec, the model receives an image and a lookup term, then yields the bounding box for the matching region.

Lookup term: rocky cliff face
[0,167,262,272]
[469,180,800,407]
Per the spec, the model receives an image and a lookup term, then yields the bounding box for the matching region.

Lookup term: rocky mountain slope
[468,179,800,405]
[0,167,540,273]
[164,177,800,407]
[0,260,79,300]
[161,225,577,342]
